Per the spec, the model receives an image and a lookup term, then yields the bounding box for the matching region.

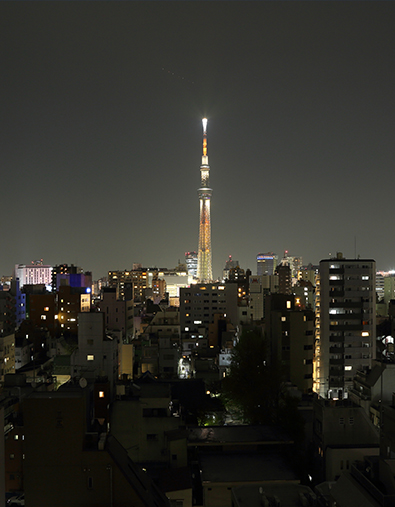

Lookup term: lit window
[362,331,369,337]
[345,366,352,371]
[99,391,104,398]
[281,316,286,322]
[41,315,46,320]
[87,355,94,361]
[44,307,49,311]
[286,301,291,309]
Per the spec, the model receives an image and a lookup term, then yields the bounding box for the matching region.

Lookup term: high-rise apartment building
[257,253,277,276]
[180,283,238,337]
[314,254,376,400]
[197,118,213,283]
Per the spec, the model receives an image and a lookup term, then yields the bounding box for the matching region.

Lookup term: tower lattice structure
[197,118,213,282]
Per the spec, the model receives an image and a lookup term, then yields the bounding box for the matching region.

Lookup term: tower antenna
[197,118,213,282]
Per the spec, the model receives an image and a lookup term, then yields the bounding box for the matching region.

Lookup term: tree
[222,328,282,425]
[221,327,305,443]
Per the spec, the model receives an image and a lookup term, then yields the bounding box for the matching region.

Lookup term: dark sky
[2,2,395,280]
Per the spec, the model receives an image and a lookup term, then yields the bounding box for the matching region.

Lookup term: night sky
[2,2,395,280]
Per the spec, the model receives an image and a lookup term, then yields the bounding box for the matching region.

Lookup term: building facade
[180,283,238,338]
[256,253,277,276]
[314,255,376,399]
[14,261,52,290]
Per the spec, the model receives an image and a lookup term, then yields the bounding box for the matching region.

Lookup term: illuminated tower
[197,118,213,282]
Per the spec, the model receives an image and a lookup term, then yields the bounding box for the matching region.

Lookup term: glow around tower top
[202,118,208,134]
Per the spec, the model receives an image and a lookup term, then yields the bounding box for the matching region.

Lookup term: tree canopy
[222,327,304,442]
[222,328,281,425]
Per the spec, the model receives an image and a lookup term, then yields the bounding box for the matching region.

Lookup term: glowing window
[87,355,94,361]
[286,301,291,309]
[44,307,49,311]
[99,391,104,398]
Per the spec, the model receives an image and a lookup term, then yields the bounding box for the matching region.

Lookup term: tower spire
[197,118,213,282]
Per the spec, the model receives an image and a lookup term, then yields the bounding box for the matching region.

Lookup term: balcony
[330,358,344,366]
[330,290,344,297]
[330,324,363,331]
[330,346,344,354]
[329,268,344,275]
[329,335,345,343]
[329,301,363,309]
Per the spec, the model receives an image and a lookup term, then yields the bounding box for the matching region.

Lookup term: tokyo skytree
[197,118,213,282]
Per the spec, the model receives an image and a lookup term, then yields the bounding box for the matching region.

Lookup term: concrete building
[112,381,186,466]
[314,255,376,400]
[185,251,198,279]
[0,291,16,337]
[97,287,133,340]
[312,397,379,483]
[187,425,297,507]
[51,264,92,293]
[14,261,52,290]
[348,361,395,427]
[70,312,119,395]
[297,265,318,286]
[22,389,170,507]
[248,274,279,321]
[276,263,292,295]
[280,251,303,278]
[0,334,15,380]
[265,294,315,392]
[232,483,317,507]
[257,252,277,276]
[180,283,238,338]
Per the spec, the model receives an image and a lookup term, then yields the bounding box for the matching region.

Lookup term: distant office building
[222,255,239,280]
[108,268,153,301]
[297,265,318,286]
[185,251,198,279]
[281,251,302,278]
[314,254,376,400]
[376,271,395,306]
[256,253,277,276]
[15,261,52,290]
[157,270,189,299]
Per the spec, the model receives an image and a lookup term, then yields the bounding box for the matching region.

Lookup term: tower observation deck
[197,118,213,282]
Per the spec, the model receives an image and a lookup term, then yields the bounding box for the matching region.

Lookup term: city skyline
[2,2,395,279]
